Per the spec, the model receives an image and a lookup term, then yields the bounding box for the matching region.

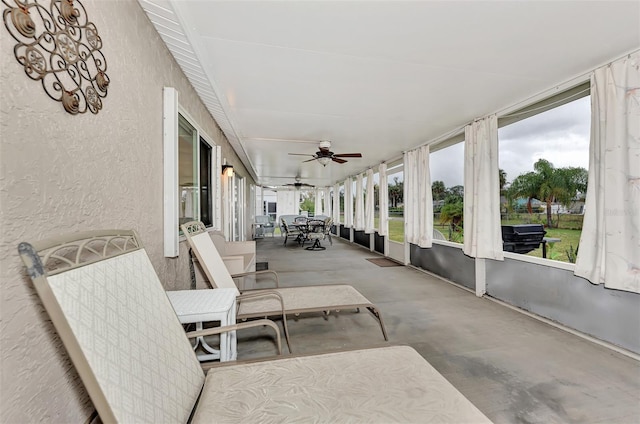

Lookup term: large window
[386,161,404,242]
[178,114,213,228]
[230,174,245,241]
[499,95,590,263]
[339,183,345,223]
[162,87,218,257]
[430,143,464,243]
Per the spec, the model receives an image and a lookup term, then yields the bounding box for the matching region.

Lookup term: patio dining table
[293,219,326,248]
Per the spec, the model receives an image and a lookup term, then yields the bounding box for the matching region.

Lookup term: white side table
[166,288,237,362]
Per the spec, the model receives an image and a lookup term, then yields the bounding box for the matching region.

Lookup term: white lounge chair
[18,229,492,423]
[181,221,389,347]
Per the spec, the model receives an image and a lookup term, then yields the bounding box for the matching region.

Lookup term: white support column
[475,258,487,297]
[403,238,410,265]
[162,87,179,257]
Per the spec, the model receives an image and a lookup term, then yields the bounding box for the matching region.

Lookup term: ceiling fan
[262,177,314,190]
[283,177,315,189]
[289,141,362,166]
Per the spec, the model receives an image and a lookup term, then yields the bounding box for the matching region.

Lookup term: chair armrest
[231,269,279,288]
[236,290,292,353]
[237,290,287,321]
[185,319,282,355]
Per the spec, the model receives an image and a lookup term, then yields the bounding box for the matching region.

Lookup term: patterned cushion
[192,346,492,423]
[48,249,205,423]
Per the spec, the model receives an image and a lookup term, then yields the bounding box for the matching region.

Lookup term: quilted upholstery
[47,250,205,423]
[192,346,492,423]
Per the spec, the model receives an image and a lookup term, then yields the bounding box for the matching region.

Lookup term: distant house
[510,198,544,213]
[539,200,586,215]
[568,201,586,214]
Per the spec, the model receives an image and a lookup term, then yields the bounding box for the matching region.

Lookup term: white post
[475,258,487,297]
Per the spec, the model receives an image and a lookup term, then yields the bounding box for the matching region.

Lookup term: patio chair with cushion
[324,216,334,245]
[253,215,275,238]
[17,229,492,424]
[277,214,303,237]
[280,217,303,245]
[303,218,328,250]
[182,221,390,344]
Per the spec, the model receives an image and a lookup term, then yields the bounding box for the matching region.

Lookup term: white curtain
[323,187,331,218]
[378,163,389,236]
[365,169,375,233]
[404,145,432,248]
[355,174,365,230]
[575,53,640,294]
[276,190,297,216]
[344,177,353,228]
[333,183,340,224]
[314,188,323,216]
[463,115,504,260]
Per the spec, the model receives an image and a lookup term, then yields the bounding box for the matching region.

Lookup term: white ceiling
[139,0,639,188]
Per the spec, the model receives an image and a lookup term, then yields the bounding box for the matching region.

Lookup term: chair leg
[281,313,292,354]
[367,306,389,341]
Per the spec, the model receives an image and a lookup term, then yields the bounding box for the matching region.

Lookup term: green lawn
[388,219,404,242]
[374,217,404,242]
[356,214,582,263]
[521,227,581,262]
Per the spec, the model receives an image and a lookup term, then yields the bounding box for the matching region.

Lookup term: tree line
[300,159,587,229]
[433,159,587,229]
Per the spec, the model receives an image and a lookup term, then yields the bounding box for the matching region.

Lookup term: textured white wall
[0,0,251,421]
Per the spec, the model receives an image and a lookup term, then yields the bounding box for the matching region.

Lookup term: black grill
[502,224,546,254]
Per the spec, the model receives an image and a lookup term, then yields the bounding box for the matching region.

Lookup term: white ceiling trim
[138,0,258,182]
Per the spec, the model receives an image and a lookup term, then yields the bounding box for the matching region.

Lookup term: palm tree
[439,188,464,241]
[432,180,446,201]
[499,169,507,193]
[388,177,403,208]
[508,159,587,227]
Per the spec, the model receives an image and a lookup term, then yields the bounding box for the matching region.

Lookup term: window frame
[163,87,219,257]
[423,82,590,269]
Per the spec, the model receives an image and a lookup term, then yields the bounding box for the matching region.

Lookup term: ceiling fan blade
[333,153,362,158]
[288,153,315,157]
[332,157,348,164]
[302,158,317,163]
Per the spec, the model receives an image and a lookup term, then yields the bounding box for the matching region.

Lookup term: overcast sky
[429,96,591,188]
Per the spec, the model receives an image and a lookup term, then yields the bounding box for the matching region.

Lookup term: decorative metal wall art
[3,0,109,114]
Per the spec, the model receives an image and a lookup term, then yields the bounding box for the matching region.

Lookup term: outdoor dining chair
[280,217,304,245]
[253,215,275,237]
[303,218,328,250]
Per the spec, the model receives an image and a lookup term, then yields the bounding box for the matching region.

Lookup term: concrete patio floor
[230,234,640,423]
